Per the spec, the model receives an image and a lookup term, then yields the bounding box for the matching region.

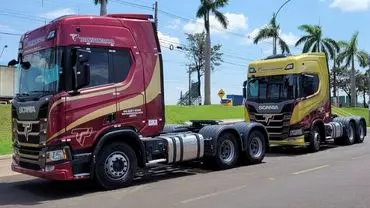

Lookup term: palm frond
[213,10,228,29]
[356,51,368,67]
[213,0,229,8]
[253,27,274,44]
[322,40,335,59]
[302,37,315,53]
[295,35,310,47]
[298,24,317,35]
[312,42,319,52]
[278,37,290,54]
[196,4,208,18]
[323,38,340,53]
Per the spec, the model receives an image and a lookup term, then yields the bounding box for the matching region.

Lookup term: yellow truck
[243,53,366,152]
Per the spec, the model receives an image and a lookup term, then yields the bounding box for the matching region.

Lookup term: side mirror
[21,61,31,70]
[8,59,19,67]
[75,49,91,89]
[242,80,248,98]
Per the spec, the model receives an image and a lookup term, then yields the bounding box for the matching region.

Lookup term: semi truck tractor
[8,14,269,190]
[243,53,367,152]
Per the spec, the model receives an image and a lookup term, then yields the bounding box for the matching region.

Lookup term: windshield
[247,75,297,102]
[16,48,62,95]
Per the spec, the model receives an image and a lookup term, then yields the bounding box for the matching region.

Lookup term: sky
[0,0,369,105]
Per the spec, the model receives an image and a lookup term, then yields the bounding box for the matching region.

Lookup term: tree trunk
[204,13,211,105]
[350,57,356,107]
[363,89,366,108]
[273,36,277,55]
[333,58,337,105]
[197,67,201,98]
[100,0,107,16]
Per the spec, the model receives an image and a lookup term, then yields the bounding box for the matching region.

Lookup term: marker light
[285,63,294,70]
[249,68,256,73]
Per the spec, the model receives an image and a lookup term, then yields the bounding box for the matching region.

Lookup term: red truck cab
[11,14,164,180]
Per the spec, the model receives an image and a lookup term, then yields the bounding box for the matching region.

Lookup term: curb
[0,155,12,160]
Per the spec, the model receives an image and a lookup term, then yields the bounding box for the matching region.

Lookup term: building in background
[0,65,16,103]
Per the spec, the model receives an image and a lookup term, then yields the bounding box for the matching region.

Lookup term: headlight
[46,149,66,163]
[289,129,303,137]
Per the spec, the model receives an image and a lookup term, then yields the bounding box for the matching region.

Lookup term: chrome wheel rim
[220,140,235,163]
[348,124,355,143]
[104,151,129,180]
[249,136,263,158]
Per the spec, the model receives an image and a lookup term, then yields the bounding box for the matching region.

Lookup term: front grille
[13,119,46,170]
[251,113,291,140]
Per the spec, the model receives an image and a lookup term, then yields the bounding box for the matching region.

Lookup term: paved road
[1,132,370,208]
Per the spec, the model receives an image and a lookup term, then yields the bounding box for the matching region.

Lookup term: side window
[86,49,110,88]
[301,74,319,97]
[112,49,132,83]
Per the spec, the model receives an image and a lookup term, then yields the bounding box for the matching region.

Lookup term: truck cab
[244,53,367,152]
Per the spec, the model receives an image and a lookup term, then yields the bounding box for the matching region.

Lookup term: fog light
[45,165,55,172]
[289,129,303,137]
[46,149,66,163]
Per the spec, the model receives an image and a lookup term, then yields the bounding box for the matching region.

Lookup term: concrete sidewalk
[0,156,19,178]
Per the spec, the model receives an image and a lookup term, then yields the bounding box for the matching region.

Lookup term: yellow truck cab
[243,53,367,152]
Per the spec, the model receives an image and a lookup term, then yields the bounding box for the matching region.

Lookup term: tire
[94,142,137,190]
[212,132,240,170]
[355,120,366,143]
[308,125,321,152]
[343,121,356,145]
[244,130,266,165]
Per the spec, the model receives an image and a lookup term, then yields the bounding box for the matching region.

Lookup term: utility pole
[154,1,158,30]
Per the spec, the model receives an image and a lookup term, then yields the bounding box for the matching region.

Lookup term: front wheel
[244,130,266,164]
[94,142,137,190]
[308,126,321,152]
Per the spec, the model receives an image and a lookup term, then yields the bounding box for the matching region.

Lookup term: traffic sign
[218,89,225,99]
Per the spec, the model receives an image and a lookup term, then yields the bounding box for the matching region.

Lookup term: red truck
[8,14,269,189]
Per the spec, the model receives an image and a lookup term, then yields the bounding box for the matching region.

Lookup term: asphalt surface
[1,132,370,208]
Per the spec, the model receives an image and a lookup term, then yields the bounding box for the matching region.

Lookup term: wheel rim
[359,124,365,140]
[104,151,129,180]
[219,140,235,163]
[348,124,355,143]
[249,136,263,158]
[314,129,320,149]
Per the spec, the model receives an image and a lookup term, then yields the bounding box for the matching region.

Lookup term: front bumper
[11,157,75,181]
[269,135,306,147]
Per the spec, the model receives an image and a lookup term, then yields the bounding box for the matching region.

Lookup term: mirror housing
[242,80,248,98]
[74,49,91,90]
[8,59,19,67]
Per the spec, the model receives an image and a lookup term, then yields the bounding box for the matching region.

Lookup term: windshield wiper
[16,93,30,97]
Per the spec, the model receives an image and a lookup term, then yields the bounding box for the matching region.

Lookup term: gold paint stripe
[48,56,161,141]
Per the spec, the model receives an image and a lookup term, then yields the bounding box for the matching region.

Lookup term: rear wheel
[308,126,321,152]
[212,132,240,170]
[355,121,366,143]
[94,142,137,190]
[343,122,355,145]
[244,130,266,164]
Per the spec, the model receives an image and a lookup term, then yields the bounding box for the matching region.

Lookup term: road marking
[352,154,370,160]
[180,184,248,204]
[268,177,275,181]
[292,165,329,175]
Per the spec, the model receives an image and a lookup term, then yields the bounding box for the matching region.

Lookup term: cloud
[166,19,181,29]
[157,31,181,50]
[183,13,248,35]
[40,8,75,19]
[280,32,299,46]
[329,0,370,12]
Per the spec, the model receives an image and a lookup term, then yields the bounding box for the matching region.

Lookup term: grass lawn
[0,105,11,155]
[0,104,368,155]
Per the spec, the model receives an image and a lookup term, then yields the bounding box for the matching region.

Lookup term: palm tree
[337,32,368,107]
[94,0,107,16]
[295,24,340,100]
[253,14,290,55]
[196,0,229,105]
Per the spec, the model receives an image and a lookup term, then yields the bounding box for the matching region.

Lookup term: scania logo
[258,105,279,111]
[22,123,32,142]
[18,106,36,114]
